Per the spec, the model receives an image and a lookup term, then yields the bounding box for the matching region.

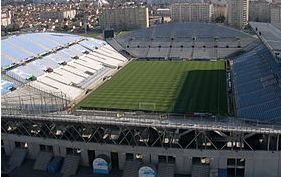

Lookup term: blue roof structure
[1,80,16,95]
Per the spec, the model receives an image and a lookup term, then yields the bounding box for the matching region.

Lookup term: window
[15,142,27,149]
[158,155,166,163]
[158,155,176,164]
[40,144,46,151]
[40,144,53,153]
[15,142,21,148]
[66,147,73,155]
[66,147,80,155]
[192,157,210,165]
[227,158,236,166]
[125,153,134,160]
[168,156,176,164]
[47,145,53,153]
[227,158,245,177]
[192,157,201,164]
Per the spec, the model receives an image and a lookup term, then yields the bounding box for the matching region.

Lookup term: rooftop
[1,32,86,68]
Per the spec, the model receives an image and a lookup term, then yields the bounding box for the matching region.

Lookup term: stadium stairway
[60,155,80,177]
[191,164,209,177]
[157,163,175,177]
[78,67,111,89]
[122,160,143,177]
[7,148,28,172]
[106,39,136,59]
[106,38,125,52]
[33,151,53,171]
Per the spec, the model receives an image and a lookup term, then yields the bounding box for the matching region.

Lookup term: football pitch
[77,60,228,115]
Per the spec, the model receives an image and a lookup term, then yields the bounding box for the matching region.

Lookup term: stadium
[1,22,281,177]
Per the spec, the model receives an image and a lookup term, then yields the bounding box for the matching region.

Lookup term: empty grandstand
[2,22,281,177]
[109,23,259,59]
[232,45,281,123]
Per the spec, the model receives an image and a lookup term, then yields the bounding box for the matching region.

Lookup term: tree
[255,17,260,22]
[5,23,20,32]
[1,25,6,32]
[215,16,225,23]
[62,25,69,31]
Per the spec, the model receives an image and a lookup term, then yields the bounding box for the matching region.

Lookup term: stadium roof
[1,32,104,69]
[250,22,281,63]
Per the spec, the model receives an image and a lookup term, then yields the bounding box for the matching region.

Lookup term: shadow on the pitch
[172,69,227,115]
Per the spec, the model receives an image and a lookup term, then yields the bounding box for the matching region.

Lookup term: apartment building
[171,3,214,22]
[227,0,249,29]
[99,6,149,30]
[271,3,281,23]
[249,0,271,22]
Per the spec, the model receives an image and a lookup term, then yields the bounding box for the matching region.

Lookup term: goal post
[138,102,156,111]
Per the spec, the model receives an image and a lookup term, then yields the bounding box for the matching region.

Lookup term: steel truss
[2,115,281,151]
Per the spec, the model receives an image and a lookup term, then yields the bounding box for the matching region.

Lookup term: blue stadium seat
[232,45,281,123]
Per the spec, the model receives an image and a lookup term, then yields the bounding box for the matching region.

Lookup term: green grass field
[77,60,228,115]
